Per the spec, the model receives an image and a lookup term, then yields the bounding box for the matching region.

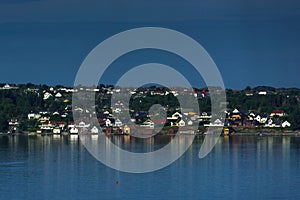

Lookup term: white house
[76,122,90,128]
[178,119,186,127]
[53,111,60,115]
[254,115,261,122]
[53,128,61,134]
[258,91,267,95]
[187,120,193,126]
[28,113,40,120]
[91,126,99,134]
[113,108,122,113]
[204,119,224,127]
[55,92,62,98]
[232,108,240,114]
[141,120,154,129]
[105,119,112,127]
[265,118,281,128]
[114,119,123,127]
[260,116,268,124]
[43,92,52,100]
[282,121,291,128]
[167,112,182,120]
[70,127,79,134]
[270,110,285,117]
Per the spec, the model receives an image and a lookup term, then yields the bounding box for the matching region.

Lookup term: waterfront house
[282,120,291,128]
[228,109,242,120]
[141,120,155,129]
[8,119,19,133]
[199,112,211,120]
[70,127,79,134]
[265,118,281,128]
[76,121,90,128]
[187,120,193,126]
[123,125,131,134]
[91,126,99,134]
[270,110,285,117]
[178,119,186,127]
[204,119,224,127]
[114,118,123,127]
[53,127,61,134]
[40,122,54,132]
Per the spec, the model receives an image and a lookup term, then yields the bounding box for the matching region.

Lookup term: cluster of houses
[3,84,294,135]
[225,109,291,128]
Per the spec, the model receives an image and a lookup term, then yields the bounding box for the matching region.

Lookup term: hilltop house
[43,92,52,100]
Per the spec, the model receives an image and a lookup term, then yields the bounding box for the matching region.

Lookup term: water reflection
[1,135,300,199]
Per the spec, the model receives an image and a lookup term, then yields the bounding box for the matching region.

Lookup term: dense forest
[0,83,300,132]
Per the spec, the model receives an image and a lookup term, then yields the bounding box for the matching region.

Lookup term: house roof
[271,110,284,114]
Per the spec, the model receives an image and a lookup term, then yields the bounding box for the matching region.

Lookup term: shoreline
[1,128,300,137]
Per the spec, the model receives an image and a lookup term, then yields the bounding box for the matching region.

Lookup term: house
[39,115,50,123]
[55,92,62,98]
[40,122,54,131]
[70,127,79,134]
[281,121,291,128]
[254,114,261,122]
[105,119,112,127]
[103,110,110,115]
[76,121,90,128]
[8,119,19,133]
[178,119,186,127]
[167,112,182,120]
[0,84,18,90]
[258,91,267,95]
[114,118,123,127]
[152,119,167,124]
[43,92,52,100]
[141,120,155,129]
[91,126,99,134]
[187,120,193,126]
[265,118,281,128]
[199,112,211,121]
[55,122,66,129]
[53,127,61,134]
[113,108,122,113]
[228,109,242,121]
[270,110,285,117]
[28,113,40,120]
[123,125,131,134]
[53,111,60,115]
[204,119,224,127]
[247,112,256,121]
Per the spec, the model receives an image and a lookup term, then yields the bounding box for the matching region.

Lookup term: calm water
[1,135,300,200]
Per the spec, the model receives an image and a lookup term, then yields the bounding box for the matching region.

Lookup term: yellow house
[123,125,131,135]
[39,116,50,123]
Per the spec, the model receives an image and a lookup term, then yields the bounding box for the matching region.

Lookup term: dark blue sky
[0,0,300,89]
